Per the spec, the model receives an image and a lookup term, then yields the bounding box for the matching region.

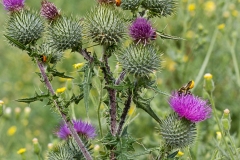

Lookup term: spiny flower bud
[38,43,63,64]
[118,44,161,77]
[120,0,141,11]
[159,113,197,149]
[142,0,176,17]
[84,5,126,46]
[47,17,82,52]
[6,10,44,47]
[2,0,25,12]
[40,0,60,21]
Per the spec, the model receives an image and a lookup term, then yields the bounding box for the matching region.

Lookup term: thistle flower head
[2,0,25,12]
[169,92,212,122]
[57,124,71,140]
[73,120,96,139]
[129,17,156,45]
[57,120,96,140]
[40,0,60,21]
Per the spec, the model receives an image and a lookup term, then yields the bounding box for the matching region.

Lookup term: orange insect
[115,0,121,6]
[41,55,47,62]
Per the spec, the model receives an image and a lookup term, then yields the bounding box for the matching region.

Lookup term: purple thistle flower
[2,0,25,12]
[73,120,97,139]
[40,0,60,20]
[129,17,156,45]
[169,92,212,123]
[57,123,71,140]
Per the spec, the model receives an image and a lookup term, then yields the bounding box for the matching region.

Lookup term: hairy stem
[117,89,132,135]
[209,92,235,160]
[36,59,93,160]
[194,29,218,90]
[115,70,126,85]
[97,81,103,138]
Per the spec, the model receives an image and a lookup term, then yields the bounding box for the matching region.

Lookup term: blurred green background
[0,0,240,159]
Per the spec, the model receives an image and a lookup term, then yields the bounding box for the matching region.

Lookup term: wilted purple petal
[169,92,212,122]
[40,0,60,20]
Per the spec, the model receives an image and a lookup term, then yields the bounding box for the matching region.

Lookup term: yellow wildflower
[186,30,195,39]
[17,148,26,154]
[216,131,222,140]
[7,126,17,136]
[217,24,225,30]
[204,1,216,14]
[223,11,230,18]
[177,151,184,157]
[56,87,66,93]
[73,63,84,69]
[128,105,136,116]
[0,100,4,104]
[232,10,238,17]
[188,3,196,12]
[94,144,100,151]
[204,73,213,80]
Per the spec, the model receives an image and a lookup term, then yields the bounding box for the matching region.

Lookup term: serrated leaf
[167,150,179,159]
[83,63,93,115]
[4,34,26,50]
[50,69,73,79]
[16,92,50,103]
[105,84,131,91]
[133,95,161,124]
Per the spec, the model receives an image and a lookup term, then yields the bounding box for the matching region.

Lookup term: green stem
[194,29,218,90]
[228,39,240,87]
[187,147,193,160]
[97,81,103,138]
[209,93,235,160]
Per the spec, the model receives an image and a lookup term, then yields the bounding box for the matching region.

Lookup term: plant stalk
[36,59,93,160]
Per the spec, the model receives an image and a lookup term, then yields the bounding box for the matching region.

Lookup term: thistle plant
[4,0,238,160]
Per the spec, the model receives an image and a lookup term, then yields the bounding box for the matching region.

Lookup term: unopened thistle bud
[159,113,197,149]
[221,109,231,131]
[120,0,141,11]
[38,43,63,64]
[40,0,60,21]
[2,0,25,12]
[5,10,44,47]
[142,0,177,17]
[203,73,215,94]
[84,5,126,46]
[118,44,161,77]
[32,138,41,155]
[47,16,82,52]
[216,131,222,140]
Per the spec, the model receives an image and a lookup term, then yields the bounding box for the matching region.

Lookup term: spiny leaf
[48,68,73,79]
[105,84,132,91]
[16,92,50,103]
[133,95,162,124]
[4,34,27,50]
[167,150,179,159]
[83,63,93,115]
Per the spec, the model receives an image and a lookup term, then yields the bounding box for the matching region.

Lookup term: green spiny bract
[6,10,44,47]
[142,0,177,17]
[118,44,161,77]
[120,0,141,11]
[47,138,91,160]
[47,16,82,52]
[84,5,126,46]
[159,113,197,149]
[38,43,63,64]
